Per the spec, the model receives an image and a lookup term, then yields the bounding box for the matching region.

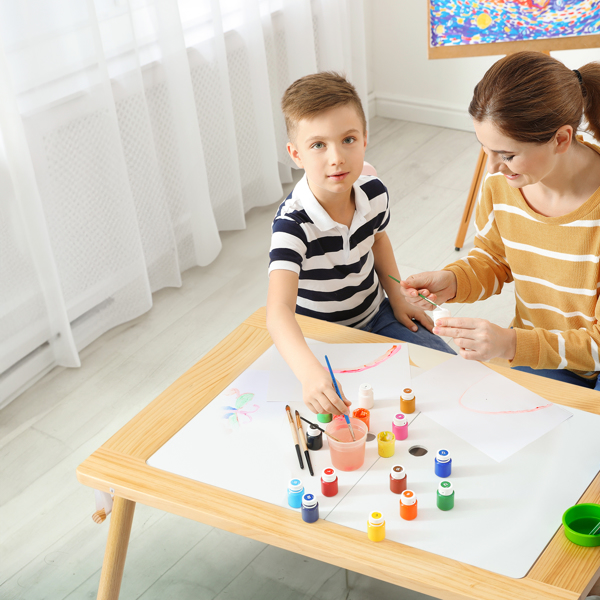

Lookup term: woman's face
[473,120,565,188]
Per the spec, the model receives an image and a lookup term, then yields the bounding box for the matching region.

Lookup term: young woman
[401,51,600,391]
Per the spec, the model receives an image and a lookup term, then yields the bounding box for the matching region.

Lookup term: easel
[427,1,600,250]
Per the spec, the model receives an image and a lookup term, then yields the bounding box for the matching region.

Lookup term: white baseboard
[374,92,474,132]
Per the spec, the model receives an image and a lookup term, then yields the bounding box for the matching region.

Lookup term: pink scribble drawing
[327,344,402,374]
[458,374,552,414]
[222,387,259,430]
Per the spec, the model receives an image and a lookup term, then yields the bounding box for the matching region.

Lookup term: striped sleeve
[268,217,307,275]
[443,179,513,302]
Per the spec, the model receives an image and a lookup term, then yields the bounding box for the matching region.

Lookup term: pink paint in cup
[326,417,368,472]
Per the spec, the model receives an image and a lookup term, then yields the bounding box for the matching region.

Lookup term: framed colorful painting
[428,0,600,58]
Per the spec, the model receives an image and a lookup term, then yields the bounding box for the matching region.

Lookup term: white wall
[369,0,600,132]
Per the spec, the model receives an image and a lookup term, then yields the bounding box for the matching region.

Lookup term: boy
[267,72,453,416]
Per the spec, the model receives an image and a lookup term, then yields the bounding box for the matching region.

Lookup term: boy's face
[286,104,367,205]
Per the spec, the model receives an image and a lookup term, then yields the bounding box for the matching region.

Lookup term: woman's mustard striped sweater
[444,141,600,377]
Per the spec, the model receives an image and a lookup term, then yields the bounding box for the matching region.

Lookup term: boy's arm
[266,269,350,415]
[372,231,434,332]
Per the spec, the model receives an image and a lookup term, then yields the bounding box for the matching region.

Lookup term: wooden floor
[0,117,517,600]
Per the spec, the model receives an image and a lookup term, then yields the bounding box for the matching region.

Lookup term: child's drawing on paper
[459,374,553,415]
[329,345,402,374]
[430,0,598,47]
[222,388,259,432]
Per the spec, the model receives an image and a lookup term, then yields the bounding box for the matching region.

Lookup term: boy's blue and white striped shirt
[268,174,390,328]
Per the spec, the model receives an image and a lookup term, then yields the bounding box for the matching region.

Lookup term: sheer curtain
[0,0,368,408]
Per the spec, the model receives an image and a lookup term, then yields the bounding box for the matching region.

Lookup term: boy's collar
[296,174,372,232]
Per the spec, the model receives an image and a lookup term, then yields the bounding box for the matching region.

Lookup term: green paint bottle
[317,413,332,423]
[437,480,454,511]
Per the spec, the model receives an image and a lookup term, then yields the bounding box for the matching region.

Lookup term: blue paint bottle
[301,493,319,523]
[288,478,304,508]
[435,449,452,478]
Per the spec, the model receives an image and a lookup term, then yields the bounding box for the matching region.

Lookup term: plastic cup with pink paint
[326,417,368,471]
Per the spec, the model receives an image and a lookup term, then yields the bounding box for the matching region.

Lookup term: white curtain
[0,0,368,408]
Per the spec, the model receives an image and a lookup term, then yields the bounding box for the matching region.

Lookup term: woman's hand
[434,317,516,361]
[300,364,351,415]
[400,271,457,310]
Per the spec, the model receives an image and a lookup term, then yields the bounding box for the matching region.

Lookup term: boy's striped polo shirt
[269,174,390,328]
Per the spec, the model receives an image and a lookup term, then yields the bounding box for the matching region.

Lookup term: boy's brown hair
[281,72,366,141]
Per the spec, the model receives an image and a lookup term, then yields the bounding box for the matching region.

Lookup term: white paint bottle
[357,383,374,409]
[432,306,451,327]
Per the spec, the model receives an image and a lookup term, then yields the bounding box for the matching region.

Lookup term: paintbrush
[388,274,440,308]
[324,355,355,441]
[285,404,304,470]
[299,416,343,443]
[295,410,314,476]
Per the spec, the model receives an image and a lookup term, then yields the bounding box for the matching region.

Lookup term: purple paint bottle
[392,413,408,440]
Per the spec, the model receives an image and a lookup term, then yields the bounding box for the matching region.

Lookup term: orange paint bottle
[400,489,418,520]
[400,388,415,414]
[352,408,370,430]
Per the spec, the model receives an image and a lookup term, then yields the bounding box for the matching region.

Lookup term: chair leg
[455,147,487,251]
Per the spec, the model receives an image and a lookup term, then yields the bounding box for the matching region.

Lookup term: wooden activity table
[76,307,600,600]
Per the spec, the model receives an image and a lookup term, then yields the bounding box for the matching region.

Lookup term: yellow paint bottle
[367,511,385,542]
[377,431,395,457]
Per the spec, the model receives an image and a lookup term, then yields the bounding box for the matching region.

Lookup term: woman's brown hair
[469,51,600,143]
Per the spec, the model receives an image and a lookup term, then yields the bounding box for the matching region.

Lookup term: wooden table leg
[97,496,136,600]
[454,147,487,251]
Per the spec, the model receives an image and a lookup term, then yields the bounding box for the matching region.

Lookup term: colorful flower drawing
[222,387,259,431]
[430,0,599,47]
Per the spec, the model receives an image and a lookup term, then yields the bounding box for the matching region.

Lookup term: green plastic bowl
[562,503,600,547]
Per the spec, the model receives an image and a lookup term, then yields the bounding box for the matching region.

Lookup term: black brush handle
[295,444,304,469]
[304,450,314,476]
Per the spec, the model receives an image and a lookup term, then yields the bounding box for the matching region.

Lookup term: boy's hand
[434,317,516,361]
[391,297,434,333]
[400,271,457,310]
[300,364,351,415]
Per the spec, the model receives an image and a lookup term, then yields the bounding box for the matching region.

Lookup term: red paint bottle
[389,465,407,494]
[321,468,339,497]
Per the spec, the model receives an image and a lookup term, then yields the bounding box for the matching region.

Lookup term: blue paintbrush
[324,355,355,441]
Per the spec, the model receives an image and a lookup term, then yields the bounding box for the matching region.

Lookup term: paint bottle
[400,490,418,521]
[389,465,407,494]
[301,493,319,523]
[433,307,451,327]
[357,383,374,409]
[377,431,395,457]
[400,388,415,414]
[352,408,370,430]
[306,425,323,450]
[367,511,386,542]
[321,468,339,497]
[435,449,452,478]
[287,478,304,509]
[317,413,332,423]
[437,480,454,511]
[392,413,408,440]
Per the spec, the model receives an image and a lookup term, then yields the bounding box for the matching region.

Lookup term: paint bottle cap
[321,468,337,483]
[401,490,416,505]
[401,388,415,400]
[368,511,385,526]
[436,449,451,463]
[390,465,406,480]
[302,493,318,508]
[307,425,322,437]
[433,307,451,325]
[438,481,454,496]
[288,478,304,492]
[393,413,407,427]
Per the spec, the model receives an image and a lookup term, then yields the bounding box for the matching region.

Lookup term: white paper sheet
[412,357,572,462]
[266,341,411,404]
